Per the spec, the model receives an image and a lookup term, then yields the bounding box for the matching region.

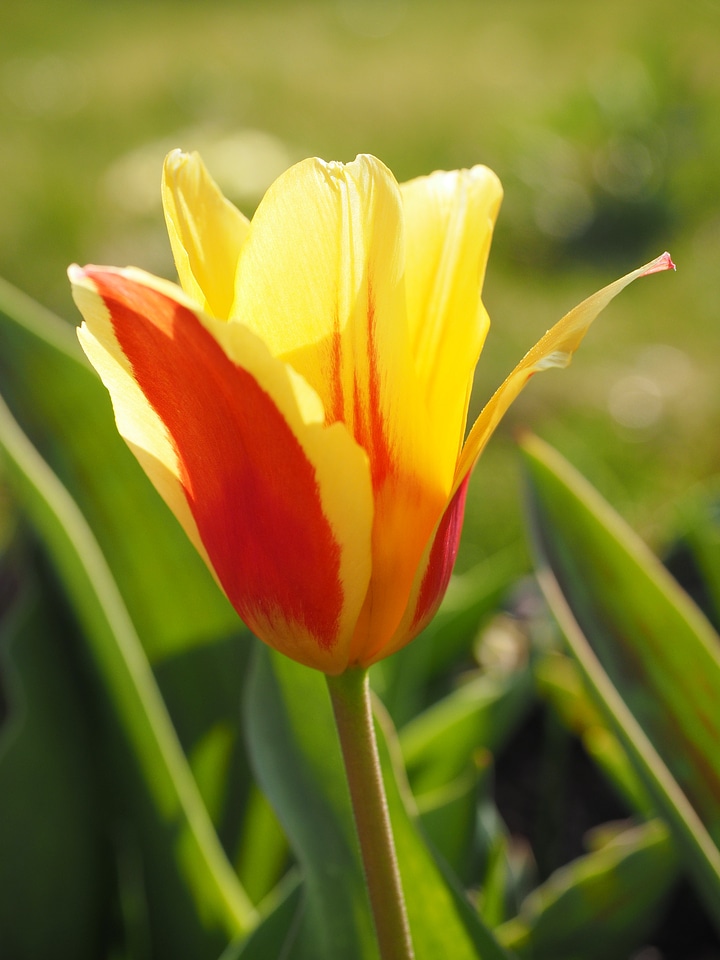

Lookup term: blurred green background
[0,0,718,569]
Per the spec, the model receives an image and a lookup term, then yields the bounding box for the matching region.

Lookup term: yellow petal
[401,165,503,486]
[162,149,250,319]
[232,155,408,453]
[454,252,677,492]
[70,264,374,674]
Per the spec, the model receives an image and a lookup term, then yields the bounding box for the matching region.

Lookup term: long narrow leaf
[521,434,720,921]
[374,699,514,960]
[0,392,255,951]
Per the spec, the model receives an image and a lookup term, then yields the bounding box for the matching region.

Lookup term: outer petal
[400,166,503,489]
[454,252,677,494]
[162,149,250,319]
[233,155,449,660]
[378,252,676,664]
[70,264,373,674]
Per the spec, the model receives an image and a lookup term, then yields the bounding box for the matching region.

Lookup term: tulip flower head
[70,151,673,674]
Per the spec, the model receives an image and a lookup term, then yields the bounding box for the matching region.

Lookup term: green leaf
[496,818,678,960]
[673,484,720,629]
[0,275,238,662]
[414,762,487,883]
[152,633,288,896]
[0,557,107,960]
[474,797,536,927]
[0,391,255,955]
[244,643,513,960]
[220,875,305,960]
[399,668,533,796]
[534,651,655,817]
[521,433,720,920]
[234,783,289,906]
[374,698,514,960]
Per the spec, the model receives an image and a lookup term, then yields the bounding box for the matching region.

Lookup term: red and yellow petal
[231,154,453,662]
[359,474,472,667]
[162,149,250,320]
[71,264,373,673]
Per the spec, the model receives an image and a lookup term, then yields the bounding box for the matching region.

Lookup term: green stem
[326,668,415,960]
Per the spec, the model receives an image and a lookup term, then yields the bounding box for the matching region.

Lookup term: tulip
[69,151,673,675]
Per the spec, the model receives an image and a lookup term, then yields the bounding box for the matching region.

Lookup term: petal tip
[163,147,194,176]
[68,264,99,295]
[640,251,676,277]
[67,263,85,282]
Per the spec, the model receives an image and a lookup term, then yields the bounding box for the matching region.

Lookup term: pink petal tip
[67,263,87,282]
[640,251,676,277]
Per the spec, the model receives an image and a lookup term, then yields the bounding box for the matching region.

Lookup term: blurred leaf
[414,761,486,883]
[688,493,720,625]
[221,876,305,960]
[0,391,255,955]
[374,549,521,727]
[496,819,678,960]
[475,797,536,928]
[0,554,107,960]
[521,434,720,920]
[399,668,533,796]
[0,275,238,661]
[244,643,512,960]
[234,783,289,906]
[152,633,284,890]
[672,485,720,630]
[534,651,655,816]
[374,698,513,960]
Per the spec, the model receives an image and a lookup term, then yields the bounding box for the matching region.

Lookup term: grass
[0,0,718,569]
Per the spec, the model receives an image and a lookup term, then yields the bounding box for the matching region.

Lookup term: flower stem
[326,668,415,960]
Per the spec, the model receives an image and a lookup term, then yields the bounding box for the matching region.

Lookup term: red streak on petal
[327,325,344,425]
[353,286,393,491]
[90,270,344,650]
[411,474,471,632]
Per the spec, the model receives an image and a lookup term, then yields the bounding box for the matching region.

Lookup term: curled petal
[454,252,677,493]
[71,265,373,673]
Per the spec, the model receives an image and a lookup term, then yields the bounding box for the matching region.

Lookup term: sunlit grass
[1,0,718,570]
